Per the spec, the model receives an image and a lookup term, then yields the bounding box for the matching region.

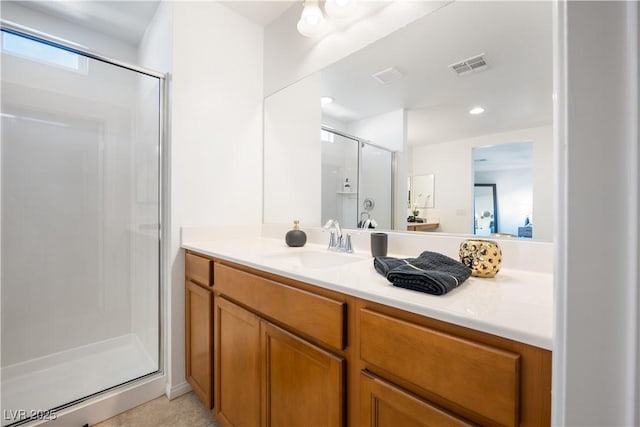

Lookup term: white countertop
[183,237,553,350]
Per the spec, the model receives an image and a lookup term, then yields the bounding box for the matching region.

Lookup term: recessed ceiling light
[321,96,334,105]
[469,106,485,115]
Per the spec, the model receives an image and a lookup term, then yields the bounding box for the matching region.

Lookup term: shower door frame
[0,20,168,423]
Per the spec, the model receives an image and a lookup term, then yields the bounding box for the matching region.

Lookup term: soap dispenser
[285,220,307,247]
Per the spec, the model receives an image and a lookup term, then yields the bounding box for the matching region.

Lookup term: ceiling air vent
[449,53,489,76]
[371,67,405,85]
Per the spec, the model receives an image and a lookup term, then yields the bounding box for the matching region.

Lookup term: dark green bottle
[285,220,307,247]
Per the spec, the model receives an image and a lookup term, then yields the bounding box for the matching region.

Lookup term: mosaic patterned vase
[459,239,502,278]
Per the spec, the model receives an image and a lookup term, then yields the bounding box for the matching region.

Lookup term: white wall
[554,1,639,425]
[165,1,264,396]
[321,115,347,131]
[411,125,554,241]
[347,109,404,152]
[264,74,321,226]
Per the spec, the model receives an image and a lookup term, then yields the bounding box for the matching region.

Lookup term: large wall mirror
[263,1,553,242]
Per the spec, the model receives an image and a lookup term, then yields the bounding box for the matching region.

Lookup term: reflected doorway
[472,141,533,238]
[474,184,497,235]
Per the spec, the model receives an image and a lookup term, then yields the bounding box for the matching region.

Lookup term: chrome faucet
[323,219,342,250]
[323,219,353,253]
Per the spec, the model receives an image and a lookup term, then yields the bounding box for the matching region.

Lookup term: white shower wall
[1,32,159,374]
[321,133,358,229]
[2,55,133,365]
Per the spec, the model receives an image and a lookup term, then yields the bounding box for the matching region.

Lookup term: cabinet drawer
[186,252,213,287]
[215,263,346,350]
[360,309,520,427]
[360,371,476,427]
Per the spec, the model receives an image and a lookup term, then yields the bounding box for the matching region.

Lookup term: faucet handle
[342,234,354,253]
[328,231,338,250]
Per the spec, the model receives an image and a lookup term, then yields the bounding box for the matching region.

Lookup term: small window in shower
[1,31,88,73]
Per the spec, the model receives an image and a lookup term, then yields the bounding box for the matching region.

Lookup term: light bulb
[469,106,485,115]
[297,1,327,37]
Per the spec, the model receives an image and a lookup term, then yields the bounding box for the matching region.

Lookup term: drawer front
[215,263,346,350]
[360,371,476,427]
[186,252,213,287]
[360,309,520,427]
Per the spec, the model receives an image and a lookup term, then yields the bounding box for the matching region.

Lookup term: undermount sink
[261,249,366,269]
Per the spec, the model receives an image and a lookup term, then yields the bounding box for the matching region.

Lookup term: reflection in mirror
[473,184,497,236]
[263,1,553,241]
[321,129,358,228]
[473,141,534,239]
[320,128,393,230]
[359,142,393,229]
[411,174,435,209]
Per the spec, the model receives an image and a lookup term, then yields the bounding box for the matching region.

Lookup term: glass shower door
[1,29,161,426]
[359,143,393,230]
[321,129,359,228]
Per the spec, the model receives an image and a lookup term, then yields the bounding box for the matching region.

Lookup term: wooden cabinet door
[214,297,261,427]
[360,372,476,427]
[185,280,213,408]
[262,322,344,427]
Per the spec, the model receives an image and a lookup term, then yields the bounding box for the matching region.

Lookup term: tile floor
[93,392,219,427]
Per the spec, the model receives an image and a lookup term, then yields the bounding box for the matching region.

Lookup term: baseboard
[165,381,192,400]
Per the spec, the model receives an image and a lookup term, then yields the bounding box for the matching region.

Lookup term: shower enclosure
[320,128,393,230]
[1,27,163,426]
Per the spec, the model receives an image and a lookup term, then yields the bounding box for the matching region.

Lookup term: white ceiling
[220,1,297,27]
[18,1,160,45]
[473,141,533,173]
[320,1,553,146]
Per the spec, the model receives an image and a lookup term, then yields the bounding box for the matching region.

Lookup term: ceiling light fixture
[321,96,334,105]
[297,0,327,37]
[469,106,485,115]
[325,0,357,19]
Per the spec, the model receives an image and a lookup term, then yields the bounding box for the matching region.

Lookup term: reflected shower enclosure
[1,29,162,425]
[320,128,393,230]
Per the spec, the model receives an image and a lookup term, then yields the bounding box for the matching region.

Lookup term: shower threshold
[1,334,156,426]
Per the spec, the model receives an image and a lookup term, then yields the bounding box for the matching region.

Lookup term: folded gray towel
[374,251,471,295]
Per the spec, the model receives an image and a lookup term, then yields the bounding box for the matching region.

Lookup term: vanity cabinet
[185,252,214,409]
[213,263,346,427]
[186,252,551,427]
[356,301,551,427]
[214,297,261,426]
[406,222,439,232]
[360,371,475,427]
